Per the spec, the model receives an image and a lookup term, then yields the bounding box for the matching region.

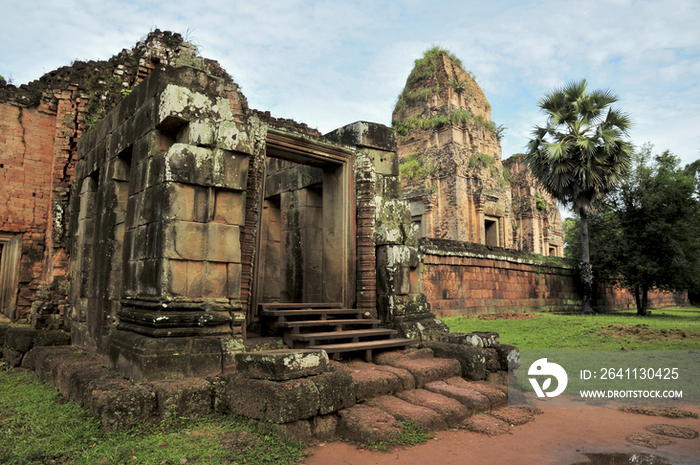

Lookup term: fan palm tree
[526,79,633,314]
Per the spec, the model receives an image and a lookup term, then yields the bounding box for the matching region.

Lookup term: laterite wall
[418,238,688,317]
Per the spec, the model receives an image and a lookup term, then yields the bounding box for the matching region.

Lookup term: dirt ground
[303,406,700,465]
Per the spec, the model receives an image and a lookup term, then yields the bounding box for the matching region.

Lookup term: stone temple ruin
[1,32,688,387]
[393,48,564,255]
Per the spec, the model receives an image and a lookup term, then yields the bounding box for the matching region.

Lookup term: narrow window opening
[485,217,500,247]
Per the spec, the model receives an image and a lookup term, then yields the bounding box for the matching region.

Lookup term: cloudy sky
[2,0,699,168]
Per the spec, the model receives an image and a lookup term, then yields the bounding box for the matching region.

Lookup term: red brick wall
[596,284,689,311]
[418,239,689,317]
[421,252,580,318]
[0,102,57,317]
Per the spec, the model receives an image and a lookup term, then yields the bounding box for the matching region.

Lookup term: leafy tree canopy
[526,79,634,215]
[564,144,700,314]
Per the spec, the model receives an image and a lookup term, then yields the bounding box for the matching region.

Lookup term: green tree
[526,79,634,314]
[564,147,700,314]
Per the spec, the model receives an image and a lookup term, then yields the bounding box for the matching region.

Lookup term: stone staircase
[260,303,416,361]
[333,347,536,443]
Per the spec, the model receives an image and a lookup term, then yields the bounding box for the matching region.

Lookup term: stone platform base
[108,330,243,382]
[3,325,530,443]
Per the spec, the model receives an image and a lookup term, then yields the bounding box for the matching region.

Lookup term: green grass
[364,421,430,451]
[0,368,306,465]
[442,307,700,350]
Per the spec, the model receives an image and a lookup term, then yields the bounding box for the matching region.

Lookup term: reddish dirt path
[303,407,700,465]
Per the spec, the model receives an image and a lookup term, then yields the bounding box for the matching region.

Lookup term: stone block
[444,377,508,409]
[163,143,215,186]
[216,121,257,155]
[227,263,242,299]
[336,404,402,444]
[396,388,471,427]
[376,245,412,295]
[427,331,490,348]
[109,330,225,382]
[311,415,338,440]
[224,374,320,423]
[151,378,213,420]
[213,149,249,190]
[87,381,158,431]
[325,121,397,152]
[253,419,314,443]
[202,262,228,297]
[157,84,236,130]
[3,348,23,367]
[186,260,205,297]
[494,343,520,370]
[193,185,212,222]
[214,189,246,225]
[379,174,402,199]
[343,360,413,401]
[129,97,157,142]
[206,373,236,414]
[366,395,447,432]
[422,341,501,381]
[4,327,39,353]
[377,294,432,324]
[182,120,216,147]
[33,330,71,347]
[374,198,411,245]
[128,159,150,196]
[235,349,330,381]
[309,369,355,415]
[423,380,491,413]
[162,221,207,261]
[207,223,241,262]
[162,182,195,221]
[373,150,399,176]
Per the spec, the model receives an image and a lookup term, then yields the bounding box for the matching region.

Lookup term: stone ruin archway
[247,129,356,331]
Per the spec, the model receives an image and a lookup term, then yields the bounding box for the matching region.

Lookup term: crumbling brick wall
[418,238,688,316]
[0,101,57,318]
[0,30,206,323]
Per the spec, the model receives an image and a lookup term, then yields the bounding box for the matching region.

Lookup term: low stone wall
[596,284,689,312]
[419,238,580,317]
[418,238,689,316]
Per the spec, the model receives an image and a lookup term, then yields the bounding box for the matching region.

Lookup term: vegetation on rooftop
[392,46,504,141]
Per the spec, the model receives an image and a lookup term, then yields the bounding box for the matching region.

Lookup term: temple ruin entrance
[484,216,501,247]
[0,233,22,319]
[249,131,355,328]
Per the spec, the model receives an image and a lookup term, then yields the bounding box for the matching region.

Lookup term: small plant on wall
[535,194,547,211]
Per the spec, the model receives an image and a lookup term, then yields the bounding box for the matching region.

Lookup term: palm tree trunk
[580,211,594,314]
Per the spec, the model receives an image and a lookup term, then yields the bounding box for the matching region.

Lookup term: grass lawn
[442,307,700,350]
[0,367,307,465]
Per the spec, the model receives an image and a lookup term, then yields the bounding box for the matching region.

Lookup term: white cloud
[1,0,698,166]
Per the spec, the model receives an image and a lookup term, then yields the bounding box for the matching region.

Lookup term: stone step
[373,347,462,388]
[259,303,344,311]
[290,328,398,344]
[313,338,416,362]
[269,318,381,334]
[365,395,448,432]
[263,308,365,321]
[396,388,471,427]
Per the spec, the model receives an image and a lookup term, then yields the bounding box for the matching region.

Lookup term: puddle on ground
[571,453,673,465]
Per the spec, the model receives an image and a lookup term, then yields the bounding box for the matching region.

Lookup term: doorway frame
[248,128,356,325]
